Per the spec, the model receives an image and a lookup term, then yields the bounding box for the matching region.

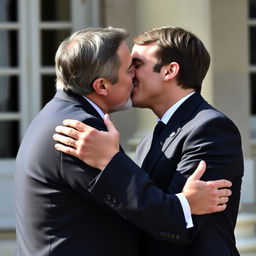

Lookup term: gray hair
[55,27,129,95]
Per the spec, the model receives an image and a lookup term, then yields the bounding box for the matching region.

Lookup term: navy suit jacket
[90,92,244,256]
[15,90,140,256]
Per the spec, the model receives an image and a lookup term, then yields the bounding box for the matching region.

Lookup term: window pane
[0,121,19,158]
[0,30,18,67]
[0,76,19,112]
[0,0,17,22]
[250,0,256,18]
[42,75,56,107]
[250,73,256,114]
[41,0,70,21]
[41,29,71,66]
[250,27,256,65]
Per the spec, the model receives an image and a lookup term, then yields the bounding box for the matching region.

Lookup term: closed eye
[133,58,143,69]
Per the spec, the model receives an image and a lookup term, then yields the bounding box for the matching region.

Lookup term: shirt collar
[83,92,195,123]
[160,92,195,125]
[83,96,105,119]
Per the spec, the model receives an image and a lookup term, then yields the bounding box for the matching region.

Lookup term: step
[235,213,256,238]
[0,239,15,256]
[237,237,256,254]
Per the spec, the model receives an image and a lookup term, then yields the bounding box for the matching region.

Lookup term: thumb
[189,160,206,181]
[104,114,117,133]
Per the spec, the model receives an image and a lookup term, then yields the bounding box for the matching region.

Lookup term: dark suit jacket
[90,92,244,256]
[15,90,140,256]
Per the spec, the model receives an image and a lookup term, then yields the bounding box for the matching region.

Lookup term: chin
[112,98,133,112]
[131,100,147,109]
[131,98,141,108]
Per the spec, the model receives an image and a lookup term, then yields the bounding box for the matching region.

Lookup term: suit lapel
[141,92,205,175]
[142,122,182,173]
[54,90,103,121]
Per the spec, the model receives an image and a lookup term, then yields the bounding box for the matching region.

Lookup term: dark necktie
[151,121,165,147]
[142,121,165,170]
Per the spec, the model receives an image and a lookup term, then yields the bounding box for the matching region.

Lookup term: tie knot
[153,121,165,137]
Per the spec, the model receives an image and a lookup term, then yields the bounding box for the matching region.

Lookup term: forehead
[131,43,159,60]
[117,41,132,64]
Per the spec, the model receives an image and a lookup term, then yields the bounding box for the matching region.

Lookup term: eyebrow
[132,57,144,65]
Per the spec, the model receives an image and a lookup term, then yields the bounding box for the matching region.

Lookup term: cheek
[137,71,153,88]
[119,85,131,100]
[123,77,133,92]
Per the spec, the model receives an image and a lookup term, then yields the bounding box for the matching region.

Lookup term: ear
[92,78,108,96]
[163,62,180,82]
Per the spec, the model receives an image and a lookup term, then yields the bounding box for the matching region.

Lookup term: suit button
[104,194,119,208]
[159,231,167,238]
[105,194,111,201]
[111,197,119,207]
[104,194,112,205]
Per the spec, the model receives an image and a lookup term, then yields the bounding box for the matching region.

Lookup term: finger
[55,143,78,157]
[55,126,80,140]
[189,160,206,181]
[104,114,118,134]
[217,188,232,197]
[212,204,227,213]
[53,134,77,148]
[218,196,229,205]
[208,179,232,189]
[63,119,93,132]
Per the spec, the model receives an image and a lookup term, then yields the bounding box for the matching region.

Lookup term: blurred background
[0,0,255,255]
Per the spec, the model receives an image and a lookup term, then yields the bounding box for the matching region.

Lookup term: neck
[85,93,109,114]
[153,88,195,118]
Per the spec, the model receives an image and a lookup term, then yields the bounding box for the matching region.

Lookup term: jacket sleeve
[89,151,193,245]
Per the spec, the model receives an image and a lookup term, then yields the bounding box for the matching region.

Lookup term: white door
[0,0,100,229]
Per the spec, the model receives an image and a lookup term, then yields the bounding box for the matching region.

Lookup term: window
[0,0,19,159]
[0,0,100,229]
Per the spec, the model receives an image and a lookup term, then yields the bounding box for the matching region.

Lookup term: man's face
[131,43,164,109]
[107,42,134,112]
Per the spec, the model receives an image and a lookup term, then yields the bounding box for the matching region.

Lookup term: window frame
[0,0,100,229]
[249,1,256,139]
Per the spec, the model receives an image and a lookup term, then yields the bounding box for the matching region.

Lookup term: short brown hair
[133,26,210,92]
